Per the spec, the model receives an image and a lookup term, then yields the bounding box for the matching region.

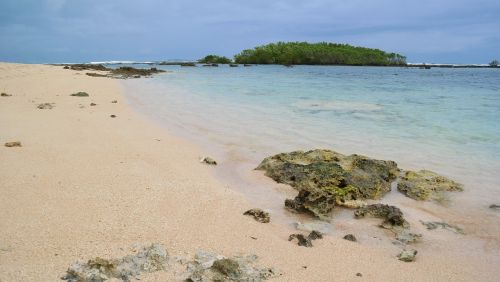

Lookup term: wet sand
[1,62,499,281]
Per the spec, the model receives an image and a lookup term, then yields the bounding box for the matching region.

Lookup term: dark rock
[256,149,399,219]
[111,100,118,103]
[230,64,238,67]
[398,249,417,262]
[244,64,252,67]
[396,230,422,244]
[1,92,12,97]
[110,66,165,79]
[63,66,70,69]
[354,204,408,230]
[289,231,323,247]
[397,170,463,201]
[356,273,363,277]
[489,204,500,209]
[4,141,21,147]
[90,103,97,106]
[37,103,54,109]
[64,64,109,71]
[180,63,196,67]
[343,234,357,242]
[200,156,217,165]
[288,234,312,247]
[110,115,116,118]
[86,72,108,77]
[70,92,89,97]
[420,220,464,234]
[244,209,270,223]
[61,243,168,282]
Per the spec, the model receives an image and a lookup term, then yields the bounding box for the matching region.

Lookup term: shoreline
[1,62,499,281]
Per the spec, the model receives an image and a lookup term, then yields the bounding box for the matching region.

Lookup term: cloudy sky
[1,0,499,63]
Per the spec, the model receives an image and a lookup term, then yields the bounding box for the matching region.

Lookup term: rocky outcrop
[186,251,278,281]
[397,170,463,201]
[61,243,168,282]
[256,149,399,218]
[244,209,270,223]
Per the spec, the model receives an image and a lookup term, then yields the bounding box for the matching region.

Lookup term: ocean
[121,64,500,242]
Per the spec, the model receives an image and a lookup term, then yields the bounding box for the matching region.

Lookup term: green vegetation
[490,60,499,67]
[198,55,232,64]
[234,42,406,66]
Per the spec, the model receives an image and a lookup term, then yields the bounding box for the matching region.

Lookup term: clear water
[121,64,500,238]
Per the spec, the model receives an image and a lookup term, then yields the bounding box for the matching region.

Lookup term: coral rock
[244,209,270,223]
[397,170,463,201]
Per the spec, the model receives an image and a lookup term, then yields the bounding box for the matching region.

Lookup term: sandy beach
[1,62,499,281]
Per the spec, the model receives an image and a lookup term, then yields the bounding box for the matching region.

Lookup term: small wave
[293,100,383,112]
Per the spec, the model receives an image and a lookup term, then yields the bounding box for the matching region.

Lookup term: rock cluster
[4,141,21,147]
[61,243,168,282]
[37,103,54,109]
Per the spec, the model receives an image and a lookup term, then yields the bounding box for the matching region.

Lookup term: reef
[256,149,399,218]
[397,170,463,201]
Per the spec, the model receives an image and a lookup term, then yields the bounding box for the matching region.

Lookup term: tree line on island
[198,41,407,66]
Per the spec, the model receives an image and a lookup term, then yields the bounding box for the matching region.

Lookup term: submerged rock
[4,141,21,147]
[397,170,463,201]
[420,221,464,234]
[295,221,331,233]
[70,92,89,97]
[397,249,417,262]
[343,234,357,242]
[186,253,278,282]
[288,231,323,247]
[396,230,422,244]
[61,243,168,282]
[256,149,399,218]
[244,208,270,223]
[37,103,54,109]
[200,157,217,165]
[354,204,408,230]
[489,204,500,210]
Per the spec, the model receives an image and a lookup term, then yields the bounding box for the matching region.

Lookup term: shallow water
[121,64,500,249]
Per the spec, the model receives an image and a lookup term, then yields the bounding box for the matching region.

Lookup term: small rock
[110,115,116,118]
[37,103,54,109]
[70,91,89,97]
[111,100,118,103]
[4,141,21,147]
[343,234,357,242]
[356,272,363,277]
[200,156,217,165]
[289,231,323,247]
[288,234,312,247]
[1,92,12,97]
[396,230,422,244]
[244,209,270,223]
[90,103,97,106]
[420,220,464,234]
[490,204,500,210]
[308,230,323,240]
[398,249,417,262]
[354,204,409,230]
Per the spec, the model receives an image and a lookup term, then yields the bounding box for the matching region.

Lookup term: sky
[0,0,499,64]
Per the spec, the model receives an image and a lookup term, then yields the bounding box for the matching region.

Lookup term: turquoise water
[122,65,500,204]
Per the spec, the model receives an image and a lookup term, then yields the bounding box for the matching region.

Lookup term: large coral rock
[397,170,463,201]
[186,252,278,281]
[256,149,399,218]
[62,243,168,282]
